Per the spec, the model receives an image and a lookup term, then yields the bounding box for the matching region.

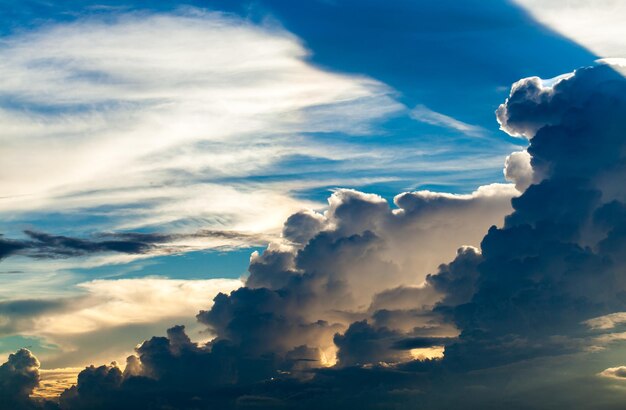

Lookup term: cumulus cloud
[48,182,515,405]
[503,150,534,191]
[30,63,626,409]
[334,320,416,366]
[441,64,626,369]
[239,184,514,340]
[0,349,41,409]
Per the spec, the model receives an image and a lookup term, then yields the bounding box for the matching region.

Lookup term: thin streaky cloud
[410,104,487,138]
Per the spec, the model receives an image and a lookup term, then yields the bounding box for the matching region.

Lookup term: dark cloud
[0,235,29,260]
[0,229,267,261]
[281,210,326,246]
[39,64,626,408]
[23,230,154,257]
[442,64,626,371]
[390,336,454,350]
[0,349,48,410]
[334,320,409,367]
[0,231,155,260]
[426,246,482,308]
[52,184,512,408]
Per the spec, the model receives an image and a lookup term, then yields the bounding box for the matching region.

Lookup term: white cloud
[599,366,626,380]
[514,0,626,58]
[31,277,242,336]
[504,150,534,191]
[0,11,402,243]
[410,104,486,137]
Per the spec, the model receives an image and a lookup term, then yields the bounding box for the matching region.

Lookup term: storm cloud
[7,63,626,409]
[0,349,43,409]
[445,63,626,370]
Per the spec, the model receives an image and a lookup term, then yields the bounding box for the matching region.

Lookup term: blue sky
[1,0,626,405]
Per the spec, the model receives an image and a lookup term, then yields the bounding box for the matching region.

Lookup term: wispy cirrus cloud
[410,104,486,138]
[0,10,403,245]
[0,229,271,261]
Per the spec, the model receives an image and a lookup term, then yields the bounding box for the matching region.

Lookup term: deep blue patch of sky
[68,247,261,282]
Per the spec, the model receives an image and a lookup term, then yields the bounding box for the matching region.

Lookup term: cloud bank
[5,50,626,410]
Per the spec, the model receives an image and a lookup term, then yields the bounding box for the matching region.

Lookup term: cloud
[0,235,29,260]
[0,229,271,261]
[585,312,626,331]
[0,10,402,250]
[0,231,153,260]
[0,298,70,336]
[410,104,486,137]
[334,320,416,367]
[599,366,626,380]
[26,62,626,409]
[34,278,242,336]
[0,349,41,409]
[425,246,482,307]
[441,63,626,370]
[503,150,534,191]
[0,278,241,371]
[48,181,515,404]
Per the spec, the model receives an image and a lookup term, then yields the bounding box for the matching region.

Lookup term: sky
[1,0,626,408]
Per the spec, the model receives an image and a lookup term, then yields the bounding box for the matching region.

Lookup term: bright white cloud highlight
[514,0,626,58]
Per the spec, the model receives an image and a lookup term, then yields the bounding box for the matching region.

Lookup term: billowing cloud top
[0,349,40,409]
